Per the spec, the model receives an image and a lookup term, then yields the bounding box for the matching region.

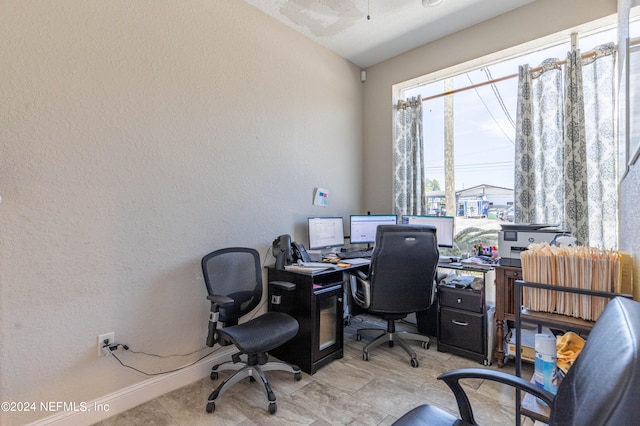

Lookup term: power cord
[104,344,221,377]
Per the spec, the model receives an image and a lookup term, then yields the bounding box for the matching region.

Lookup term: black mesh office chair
[202,247,301,415]
[350,224,439,367]
[393,297,640,425]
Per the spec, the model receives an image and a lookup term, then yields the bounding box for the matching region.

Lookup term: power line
[483,67,516,129]
[465,73,515,145]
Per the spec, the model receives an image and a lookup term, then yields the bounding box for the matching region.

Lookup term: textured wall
[0,1,363,424]
[620,163,640,300]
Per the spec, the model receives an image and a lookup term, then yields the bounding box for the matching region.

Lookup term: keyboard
[336,250,373,259]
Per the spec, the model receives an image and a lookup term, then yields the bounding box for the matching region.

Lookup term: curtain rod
[419,46,613,103]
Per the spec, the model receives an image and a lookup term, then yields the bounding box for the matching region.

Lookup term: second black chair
[201,247,301,415]
[349,224,439,367]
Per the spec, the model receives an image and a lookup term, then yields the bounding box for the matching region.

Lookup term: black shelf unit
[267,266,364,375]
[512,279,632,425]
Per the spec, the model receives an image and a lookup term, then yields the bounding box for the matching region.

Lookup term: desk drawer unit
[439,286,483,312]
[438,285,489,364]
[439,308,484,354]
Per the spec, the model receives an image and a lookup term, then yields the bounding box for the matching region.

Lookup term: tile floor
[94,315,535,425]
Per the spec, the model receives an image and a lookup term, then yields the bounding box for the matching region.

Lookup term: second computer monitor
[349,215,398,245]
[401,215,455,248]
[308,217,345,250]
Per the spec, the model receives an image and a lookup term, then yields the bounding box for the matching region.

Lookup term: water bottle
[534,333,557,405]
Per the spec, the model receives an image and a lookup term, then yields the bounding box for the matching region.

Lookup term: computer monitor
[401,215,455,248]
[349,214,398,244]
[307,217,345,250]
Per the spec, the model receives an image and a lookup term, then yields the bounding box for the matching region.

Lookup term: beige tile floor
[95,315,536,425]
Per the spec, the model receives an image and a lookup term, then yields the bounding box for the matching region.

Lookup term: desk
[267,263,368,374]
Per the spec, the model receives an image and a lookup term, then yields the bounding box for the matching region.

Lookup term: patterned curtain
[580,44,617,248]
[393,96,427,216]
[514,45,617,248]
[514,60,565,226]
[564,49,590,244]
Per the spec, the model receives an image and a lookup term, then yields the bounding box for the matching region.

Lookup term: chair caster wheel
[389,341,394,348]
[356,334,362,341]
[210,372,218,380]
[411,358,419,368]
[294,372,302,381]
[483,359,489,366]
[268,402,277,414]
[206,402,215,413]
[421,342,429,349]
[249,376,256,382]
[363,352,369,361]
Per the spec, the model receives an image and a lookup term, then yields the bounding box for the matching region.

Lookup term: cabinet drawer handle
[451,320,469,326]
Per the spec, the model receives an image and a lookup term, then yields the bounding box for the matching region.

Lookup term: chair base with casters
[204,311,302,415]
[356,314,430,368]
[206,351,302,415]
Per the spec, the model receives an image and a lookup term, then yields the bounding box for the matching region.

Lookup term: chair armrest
[207,294,234,306]
[350,272,371,309]
[269,280,297,291]
[205,294,234,348]
[438,368,555,424]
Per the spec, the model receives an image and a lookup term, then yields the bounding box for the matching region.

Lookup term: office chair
[393,297,640,425]
[349,224,439,367]
[201,247,301,415]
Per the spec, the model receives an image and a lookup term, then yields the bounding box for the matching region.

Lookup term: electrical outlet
[98,332,115,356]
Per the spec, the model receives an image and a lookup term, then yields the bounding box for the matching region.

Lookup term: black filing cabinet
[438,285,489,364]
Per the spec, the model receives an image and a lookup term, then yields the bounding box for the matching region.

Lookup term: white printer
[498,223,571,267]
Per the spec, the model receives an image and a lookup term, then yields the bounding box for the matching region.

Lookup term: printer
[498,223,571,267]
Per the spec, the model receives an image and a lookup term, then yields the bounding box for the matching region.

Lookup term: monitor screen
[349,214,398,244]
[307,217,345,250]
[401,215,455,248]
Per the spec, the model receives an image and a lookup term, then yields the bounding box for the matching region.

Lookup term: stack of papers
[460,258,494,270]
[284,265,330,274]
[440,274,477,288]
[520,243,622,321]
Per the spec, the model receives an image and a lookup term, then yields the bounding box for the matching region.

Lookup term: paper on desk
[340,258,370,266]
[284,265,329,273]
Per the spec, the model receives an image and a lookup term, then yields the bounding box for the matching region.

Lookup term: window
[399,24,630,255]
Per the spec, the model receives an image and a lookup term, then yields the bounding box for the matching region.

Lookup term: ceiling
[243,0,537,69]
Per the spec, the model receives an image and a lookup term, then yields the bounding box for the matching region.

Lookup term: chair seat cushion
[392,404,463,426]
[218,312,299,354]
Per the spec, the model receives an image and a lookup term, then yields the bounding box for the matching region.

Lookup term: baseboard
[25,348,235,426]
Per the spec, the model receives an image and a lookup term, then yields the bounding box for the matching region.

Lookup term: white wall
[620,165,640,301]
[0,1,363,424]
[361,0,618,214]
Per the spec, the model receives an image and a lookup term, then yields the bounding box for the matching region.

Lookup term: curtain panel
[393,96,427,216]
[514,44,617,248]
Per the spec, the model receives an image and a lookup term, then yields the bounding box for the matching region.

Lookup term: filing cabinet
[438,285,490,365]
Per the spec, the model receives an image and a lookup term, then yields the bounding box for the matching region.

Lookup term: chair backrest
[367,224,439,314]
[201,247,262,325]
[550,297,640,425]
